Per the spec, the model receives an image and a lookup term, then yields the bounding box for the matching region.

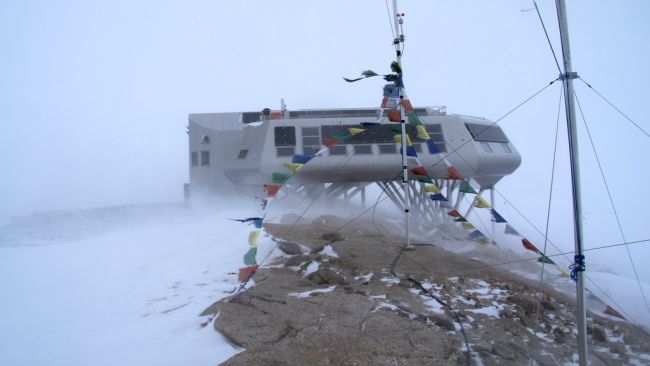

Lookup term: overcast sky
[1,1,649,280]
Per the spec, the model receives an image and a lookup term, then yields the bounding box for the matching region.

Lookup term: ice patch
[467,306,502,318]
[354,271,373,282]
[288,285,337,298]
[304,261,320,275]
[319,244,339,258]
[380,276,400,286]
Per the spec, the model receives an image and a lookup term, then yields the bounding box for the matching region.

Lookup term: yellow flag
[423,184,440,193]
[283,162,303,173]
[248,230,261,247]
[416,125,430,140]
[462,222,475,231]
[557,266,570,278]
[393,134,412,145]
[348,128,365,136]
[474,195,491,209]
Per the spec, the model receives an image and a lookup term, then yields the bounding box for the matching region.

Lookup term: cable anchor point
[570,254,586,282]
[560,71,579,80]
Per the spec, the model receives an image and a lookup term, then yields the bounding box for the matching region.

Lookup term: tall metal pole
[555,0,587,363]
[392,0,411,249]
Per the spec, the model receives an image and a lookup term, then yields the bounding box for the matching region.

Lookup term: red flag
[401,99,415,113]
[410,166,427,176]
[521,238,541,253]
[322,137,339,148]
[447,210,461,218]
[263,184,281,197]
[446,166,464,180]
[238,265,259,282]
[388,110,401,122]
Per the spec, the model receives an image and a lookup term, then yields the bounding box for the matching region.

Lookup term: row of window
[274,143,432,157]
[274,124,447,157]
[191,151,210,166]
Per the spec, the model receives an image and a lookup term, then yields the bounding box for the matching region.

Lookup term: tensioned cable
[385,0,395,40]
[493,188,639,323]
[532,0,563,74]
[578,77,650,140]
[574,91,650,318]
[531,86,564,362]
[426,79,559,171]
[329,79,560,237]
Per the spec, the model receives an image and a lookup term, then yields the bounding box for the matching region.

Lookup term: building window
[425,124,447,153]
[378,144,397,154]
[501,143,512,153]
[465,122,509,143]
[329,145,347,155]
[301,126,320,156]
[201,135,210,144]
[277,147,294,157]
[201,150,210,166]
[274,126,296,146]
[481,142,493,153]
[191,151,198,166]
[238,149,248,159]
[303,146,320,155]
[353,145,372,155]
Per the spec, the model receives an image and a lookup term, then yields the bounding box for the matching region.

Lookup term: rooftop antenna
[391,0,412,250]
[555,0,587,363]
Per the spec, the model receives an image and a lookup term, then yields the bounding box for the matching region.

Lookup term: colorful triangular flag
[238,264,259,282]
[490,209,507,223]
[429,193,447,201]
[292,154,314,164]
[243,247,258,265]
[446,166,464,180]
[272,172,291,184]
[348,128,365,136]
[522,238,541,253]
[423,184,440,193]
[459,180,477,194]
[474,195,491,208]
[504,224,520,236]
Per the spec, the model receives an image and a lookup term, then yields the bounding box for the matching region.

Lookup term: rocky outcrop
[204,220,650,365]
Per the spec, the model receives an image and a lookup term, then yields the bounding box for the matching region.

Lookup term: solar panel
[465,123,509,143]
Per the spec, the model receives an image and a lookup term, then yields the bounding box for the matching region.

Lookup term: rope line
[578,77,650,140]
[531,86,563,360]
[532,0,563,74]
[493,188,640,323]
[574,91,650,318]
[426,79,559,171]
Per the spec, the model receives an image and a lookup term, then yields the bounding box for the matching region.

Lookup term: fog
[1,0,649,346]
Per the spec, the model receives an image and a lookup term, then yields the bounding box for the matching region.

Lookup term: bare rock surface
[204,219,650,365]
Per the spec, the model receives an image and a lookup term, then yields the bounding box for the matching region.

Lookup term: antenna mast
[391,0,411,250]
[555,0,587,364]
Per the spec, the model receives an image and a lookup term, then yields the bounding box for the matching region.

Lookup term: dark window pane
[201,150,210,166]
[302,136,320,146]
[302,127,319,136]
[303,146,320,155]
[191,152,198,166]
[277,147,294,157]
[425,124,442,134]
[329,145,347,155]
[465,123,509,143]
[274,126,296,146]
[353,145,372,155]
[238,149,248,159]
[378,144,397,154]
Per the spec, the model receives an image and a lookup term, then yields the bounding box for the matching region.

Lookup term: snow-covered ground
[0,204,273,366]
